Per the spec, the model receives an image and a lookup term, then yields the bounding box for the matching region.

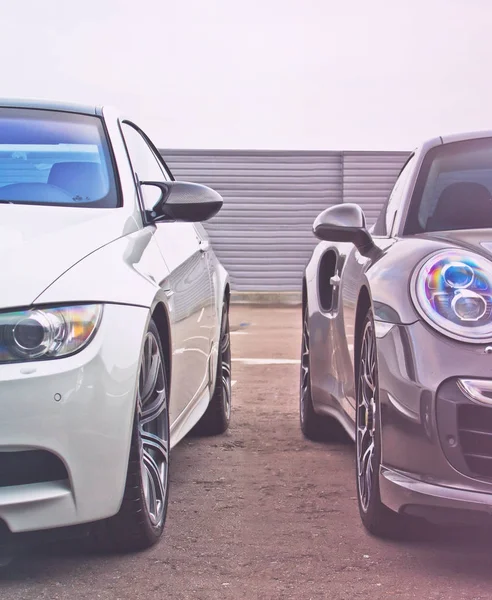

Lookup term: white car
[0,99,231,555]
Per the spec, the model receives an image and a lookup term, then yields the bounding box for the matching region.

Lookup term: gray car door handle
[330,274,341,287]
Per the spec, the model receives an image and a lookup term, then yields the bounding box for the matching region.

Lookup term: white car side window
[122,123,169,211]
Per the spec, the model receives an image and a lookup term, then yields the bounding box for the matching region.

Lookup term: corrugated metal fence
[160,150,410,291]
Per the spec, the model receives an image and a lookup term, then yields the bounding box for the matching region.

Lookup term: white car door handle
[199,240,210,253]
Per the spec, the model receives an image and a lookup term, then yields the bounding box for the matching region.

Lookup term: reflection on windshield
[0,108,119,208]
[406,138,492,234]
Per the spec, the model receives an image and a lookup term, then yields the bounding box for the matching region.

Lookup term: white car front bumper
[0,303,148,534]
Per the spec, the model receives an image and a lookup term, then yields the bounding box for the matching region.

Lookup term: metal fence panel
[342,152,409,226]
[162,150,342,291]
[160,149,411,291]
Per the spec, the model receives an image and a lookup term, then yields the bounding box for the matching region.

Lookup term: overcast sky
[2,0,492,150]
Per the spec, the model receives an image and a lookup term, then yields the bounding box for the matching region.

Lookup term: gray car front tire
[356,308,405,538]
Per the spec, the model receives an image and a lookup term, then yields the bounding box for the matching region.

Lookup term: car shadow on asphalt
[3,437,492,582]
[0,445,191,581]
[313,434,492,555]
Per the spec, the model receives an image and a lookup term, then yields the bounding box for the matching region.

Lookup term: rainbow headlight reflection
[442,262,474,289]
[0,304,103,363]
[413,250,492,343]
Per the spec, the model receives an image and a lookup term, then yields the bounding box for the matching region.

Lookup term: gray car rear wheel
[300,303,345,441]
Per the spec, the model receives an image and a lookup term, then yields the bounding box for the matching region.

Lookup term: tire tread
[194,301,231,436]
[90,320,169,553]
[356,309,406,539]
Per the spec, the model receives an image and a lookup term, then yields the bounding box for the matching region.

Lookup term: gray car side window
[373,155,415,236]
[121,123,170,211]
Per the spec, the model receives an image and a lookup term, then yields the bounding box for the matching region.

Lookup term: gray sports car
[300,130,492,537]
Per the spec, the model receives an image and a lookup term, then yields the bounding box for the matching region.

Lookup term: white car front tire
[92,319,170,552]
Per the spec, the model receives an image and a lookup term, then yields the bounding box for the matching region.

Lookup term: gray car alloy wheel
[357,318,377,513]
[300,304,310,426]
[355,310,407,538]
[299,303,343,441]
[138,330,169,527]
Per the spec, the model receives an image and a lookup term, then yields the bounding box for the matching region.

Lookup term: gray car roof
[0,98,101,115]
[405,130,492,156]
[440,129,492,144]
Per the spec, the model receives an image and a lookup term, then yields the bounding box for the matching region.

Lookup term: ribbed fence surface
[161,149,410,291]
[342,152,409,226]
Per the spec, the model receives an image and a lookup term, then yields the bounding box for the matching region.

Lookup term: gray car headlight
[0,304,103,362]
[411,250,492,343]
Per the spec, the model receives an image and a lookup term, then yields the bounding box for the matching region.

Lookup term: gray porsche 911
[300,130,492,537]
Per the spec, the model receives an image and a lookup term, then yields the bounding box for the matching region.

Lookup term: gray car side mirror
[313,203,375,256]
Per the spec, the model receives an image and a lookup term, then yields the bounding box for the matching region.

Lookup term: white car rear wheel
[194,300,232,436]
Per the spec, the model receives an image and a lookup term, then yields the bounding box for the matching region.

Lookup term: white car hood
[0,204,138,310]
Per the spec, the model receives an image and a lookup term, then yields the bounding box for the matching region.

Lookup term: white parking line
[231,331,248,335]
[231,380,237,387]
[232,358,300,365]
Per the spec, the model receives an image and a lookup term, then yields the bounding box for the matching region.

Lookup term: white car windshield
[0,108,119,208]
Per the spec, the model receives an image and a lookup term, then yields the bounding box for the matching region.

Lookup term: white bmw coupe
[0,99,231,555]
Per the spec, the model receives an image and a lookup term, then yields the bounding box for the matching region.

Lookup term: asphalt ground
[3,306,492,599]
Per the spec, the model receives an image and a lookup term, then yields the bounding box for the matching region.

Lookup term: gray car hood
[418,229,492,258]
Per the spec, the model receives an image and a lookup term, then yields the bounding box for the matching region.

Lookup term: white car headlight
[0,304,103,362]
[411,250,492,343]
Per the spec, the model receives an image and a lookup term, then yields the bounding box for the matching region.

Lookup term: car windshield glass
[0,108,119,208]
[405,138,492,234]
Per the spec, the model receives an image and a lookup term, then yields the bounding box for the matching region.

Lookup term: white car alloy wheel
[138,329,169,528]
[219,303,232,423]
[93,319,170,551]
[194,300,232,435]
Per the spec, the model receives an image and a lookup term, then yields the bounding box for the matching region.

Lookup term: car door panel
[334,157,418,421]
[309,242,355,420]
[153,221,214,417]
[120,121,214,424]
[338,247,370,415]
[193,223,218,338]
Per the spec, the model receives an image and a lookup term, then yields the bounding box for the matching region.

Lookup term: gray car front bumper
[380,465,492,524]
[376,318,492,521]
